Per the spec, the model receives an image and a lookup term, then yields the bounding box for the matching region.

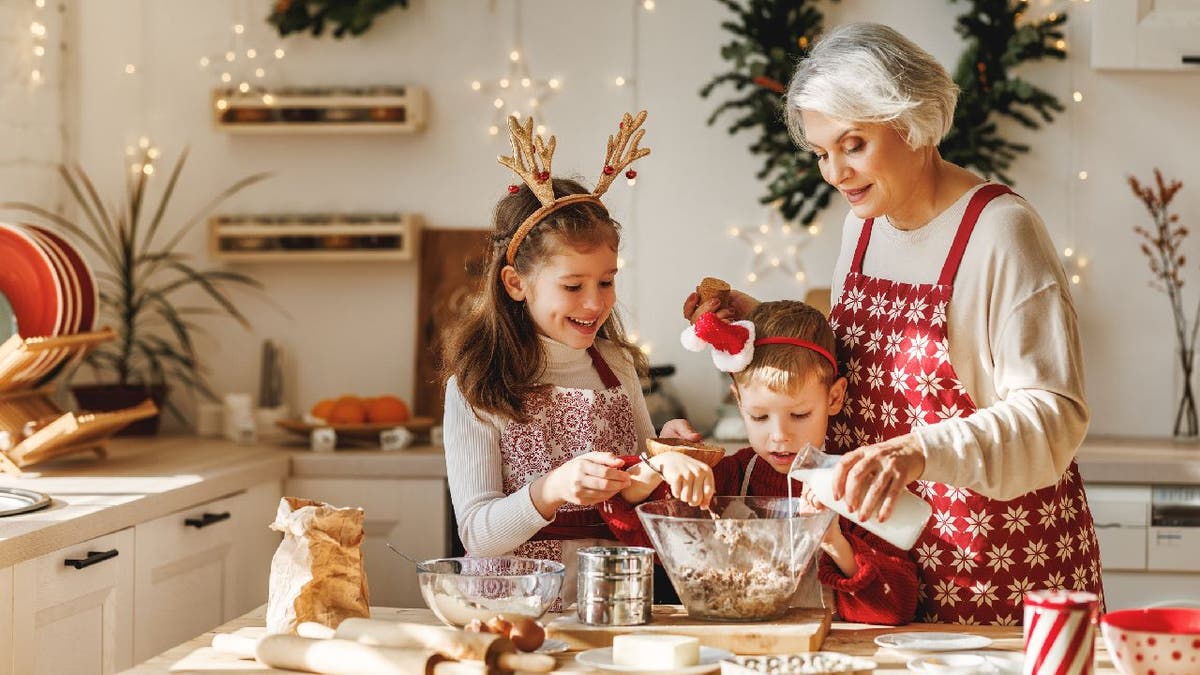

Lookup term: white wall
[45,0,1200,438]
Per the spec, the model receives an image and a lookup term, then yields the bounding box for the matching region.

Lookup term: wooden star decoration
[470,48,559,138]
[727,202,816,287]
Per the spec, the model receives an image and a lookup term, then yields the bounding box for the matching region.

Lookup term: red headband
[753,337,838,375]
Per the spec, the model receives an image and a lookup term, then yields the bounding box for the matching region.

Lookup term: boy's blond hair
[733,300,838,393]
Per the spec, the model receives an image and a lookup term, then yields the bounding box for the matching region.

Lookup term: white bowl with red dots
[1100,607,1200,675]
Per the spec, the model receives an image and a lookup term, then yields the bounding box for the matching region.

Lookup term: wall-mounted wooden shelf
[213,86,427,134]
[208,213,422,263]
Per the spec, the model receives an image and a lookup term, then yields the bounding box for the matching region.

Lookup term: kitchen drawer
[133,480,282,663]
[1095,525,1147,571]
[12,527,135,675]
[1100,570,1200,610]
[133,491,240,663]
[1086,484,1151,527]
[1148,526,1200,571]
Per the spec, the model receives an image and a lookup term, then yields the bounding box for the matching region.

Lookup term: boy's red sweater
[599,447,919,626]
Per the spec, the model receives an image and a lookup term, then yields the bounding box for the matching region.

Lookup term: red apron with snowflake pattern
[498,345,638,606]
[827,184,1104,625]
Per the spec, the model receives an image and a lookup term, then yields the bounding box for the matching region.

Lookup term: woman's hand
[531,452,631,518]
[682,288,760,324]
[652,453,715,508]
[658,418,702,441]
[832,433,926,523]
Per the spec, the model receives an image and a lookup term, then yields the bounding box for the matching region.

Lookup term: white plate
[535,638,568,654]
[575,646,732,674]
[875,632,993,652]
[908,651,1023,674]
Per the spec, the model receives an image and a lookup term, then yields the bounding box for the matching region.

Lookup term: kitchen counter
[1078,435,1200,484]
[0,436,290,567]
[122,604,1122,674]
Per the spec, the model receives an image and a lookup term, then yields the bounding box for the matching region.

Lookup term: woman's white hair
[785,22,958,151]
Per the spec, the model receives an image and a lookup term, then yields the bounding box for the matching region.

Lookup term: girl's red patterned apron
[499,346,638,606]
[827,184,1104,625]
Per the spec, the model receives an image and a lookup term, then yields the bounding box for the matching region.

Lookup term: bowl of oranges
[277,394,433,439]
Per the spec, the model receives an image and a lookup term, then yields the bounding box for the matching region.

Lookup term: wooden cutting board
[546,605,832,655]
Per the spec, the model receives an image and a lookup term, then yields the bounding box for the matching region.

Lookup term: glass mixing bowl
[416,556,564,627]
[637,496,835,621]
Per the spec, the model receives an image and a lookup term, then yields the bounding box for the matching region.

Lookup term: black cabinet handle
[1184,55,1200,65]
[184,511,231,529]
[64,549,119,569]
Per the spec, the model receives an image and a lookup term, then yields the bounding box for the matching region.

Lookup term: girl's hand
[533,452,631,517]
[682,289,760,324]
[658,418,702,442]
[651,453,715,508]
[832,433,926,524]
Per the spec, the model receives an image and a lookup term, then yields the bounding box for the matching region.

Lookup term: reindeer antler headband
[498,110,650,266]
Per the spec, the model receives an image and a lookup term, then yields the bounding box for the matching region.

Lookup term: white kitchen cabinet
[0,566,12,675]
[227,479,284,619]
[12,527,135,675]
[132,480,282,663]
[284,477,449,607]
[1087,484,1150,570]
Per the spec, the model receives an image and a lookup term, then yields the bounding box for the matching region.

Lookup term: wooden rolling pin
[334,618,555,673]
[256,635,455,675]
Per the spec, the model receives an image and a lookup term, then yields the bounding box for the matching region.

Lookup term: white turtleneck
[443,336,655,556]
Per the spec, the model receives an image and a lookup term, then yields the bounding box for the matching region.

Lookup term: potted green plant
[1,147,269,434]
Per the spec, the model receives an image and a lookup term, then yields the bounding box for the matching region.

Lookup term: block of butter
[612,634,700,668]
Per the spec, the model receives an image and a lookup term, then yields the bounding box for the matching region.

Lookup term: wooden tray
[276,416,435,439]
[546,605,831,655]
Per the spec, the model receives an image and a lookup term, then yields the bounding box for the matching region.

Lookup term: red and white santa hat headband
[681,312,838,374]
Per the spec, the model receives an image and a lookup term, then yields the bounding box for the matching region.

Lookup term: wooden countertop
[122,605,1121,674]
[0,436,290,567]
[1078,435,1200,484]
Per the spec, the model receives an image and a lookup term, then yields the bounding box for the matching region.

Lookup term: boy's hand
[802,487,859,578]
[682,288,760,324]
[652,453,715,508]
[533,452,631,517]
[658,418,702,442]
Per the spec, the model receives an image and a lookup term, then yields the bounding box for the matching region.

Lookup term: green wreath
[701,0,1067,224]
[268,0,409,38]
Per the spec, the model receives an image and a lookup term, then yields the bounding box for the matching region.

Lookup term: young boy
[604,301,919,625]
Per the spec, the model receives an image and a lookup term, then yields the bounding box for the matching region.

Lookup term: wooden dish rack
[0,328,158,475]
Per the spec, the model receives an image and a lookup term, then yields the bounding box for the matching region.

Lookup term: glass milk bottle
[787,444,932,550]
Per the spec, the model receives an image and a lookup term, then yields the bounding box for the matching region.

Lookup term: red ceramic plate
[0,223,62,339]
[30,226,96,332]
[23,227,80,383]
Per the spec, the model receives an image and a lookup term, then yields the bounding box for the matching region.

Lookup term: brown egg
[504,616,545,652]
[484,616,513,637]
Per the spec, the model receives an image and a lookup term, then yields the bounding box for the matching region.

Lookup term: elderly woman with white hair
[686,22,1101,624]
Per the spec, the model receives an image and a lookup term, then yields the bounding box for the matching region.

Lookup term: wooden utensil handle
[497,651,556,672]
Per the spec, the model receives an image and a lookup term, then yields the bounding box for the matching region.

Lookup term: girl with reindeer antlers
[441,111,715,606]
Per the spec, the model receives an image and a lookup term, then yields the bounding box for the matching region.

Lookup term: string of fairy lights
[201,4,288,111]
[727,203,817,286]
[2,0,69,211]
[1057,0,1091,287]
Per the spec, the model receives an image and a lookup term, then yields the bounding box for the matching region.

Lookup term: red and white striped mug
[1024,590,1100,675]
